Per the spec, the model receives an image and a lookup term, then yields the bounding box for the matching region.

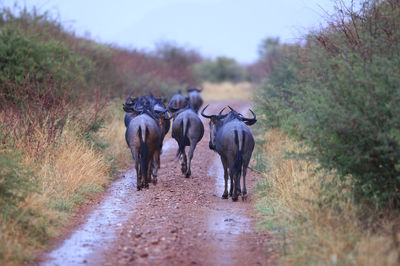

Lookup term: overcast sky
[2,0,338,63]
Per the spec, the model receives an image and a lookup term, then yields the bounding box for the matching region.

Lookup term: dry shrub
[38,128,110,201]
[99,99,131,170]
[201,81,253,102]
[256,129,400,265]
[0,107,110,264]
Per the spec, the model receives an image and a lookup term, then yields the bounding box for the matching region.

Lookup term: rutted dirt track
[39,100,275,266]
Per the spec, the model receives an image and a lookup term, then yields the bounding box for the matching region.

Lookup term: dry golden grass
[256,129,400,265]
[201,81,253,102]
[38,129,110,200]
[0,105,117,265]
[99,99,132,170]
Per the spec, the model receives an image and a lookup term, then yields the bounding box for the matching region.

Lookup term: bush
[0,145,33,219]
[0,26,92,107]
[255,0,400,209]
[193,56,246,83]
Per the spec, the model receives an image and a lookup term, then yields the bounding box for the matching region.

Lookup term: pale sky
[1,0,338,63]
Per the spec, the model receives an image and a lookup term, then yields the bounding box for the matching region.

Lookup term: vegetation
[255,0,400,209]
[193,56,246,83]
[2,0,400,264]
[0,5,197,265]
[254,0,400,264]
[255,130,399,265]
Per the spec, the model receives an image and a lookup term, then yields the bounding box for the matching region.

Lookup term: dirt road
[40,100,274,266]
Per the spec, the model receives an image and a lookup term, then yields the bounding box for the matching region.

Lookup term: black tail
[232,130,243,179]
[177,119,190,157]
[138,126,149,178]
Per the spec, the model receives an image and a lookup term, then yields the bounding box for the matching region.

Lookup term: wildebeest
[123,96,138,127]
[123,94,172,190]
[124,106,162,190]
[168,91,188,114]
[123,94,171,149]
[186,87,203,114]
[172,105,204,178]
[201,105,256,201]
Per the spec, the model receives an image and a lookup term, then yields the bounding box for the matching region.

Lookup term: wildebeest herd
[123,87,257,201]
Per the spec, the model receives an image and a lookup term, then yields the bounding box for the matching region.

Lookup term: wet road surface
[39,100,275,266]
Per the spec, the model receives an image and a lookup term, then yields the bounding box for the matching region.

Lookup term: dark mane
[221,111,242,125]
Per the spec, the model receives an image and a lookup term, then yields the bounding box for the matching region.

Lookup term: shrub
[255,0,400,209]
[255,129,400,265]
[0,26,92,107]
[193,56,246,83]
[0,145,33,220]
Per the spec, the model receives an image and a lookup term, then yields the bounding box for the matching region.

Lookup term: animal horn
[228,105,237,112]
[241,109,257,122]
[127,91,135,99]
[218,107,226,116]
[200,105,214,119]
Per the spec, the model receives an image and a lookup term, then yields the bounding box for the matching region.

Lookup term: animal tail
[176,119,190,158]
[138,125,149,178]
[232,130,244,179]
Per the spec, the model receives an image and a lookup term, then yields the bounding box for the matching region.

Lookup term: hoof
[222,193,228,199]
[144,183,149,189]
[184,170,191,178]
[152,179,157,185]
[137,186,142,191]
[232,197,239,202]
[241,194,248,201]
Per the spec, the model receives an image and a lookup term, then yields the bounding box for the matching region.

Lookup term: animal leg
[229,169,233,197]
[152,151,160,185]
[221,158,229,199]
[135,161,141,191]
[144,159,152,189]
[230,171,239,202]
[181,149,187,174]
[185,143,196,178]
[242,165,248,201]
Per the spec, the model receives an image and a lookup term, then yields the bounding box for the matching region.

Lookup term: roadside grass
[99,99,132,172]
[255,129,400,265]
[0,102,128,265]
[201,81,253,102]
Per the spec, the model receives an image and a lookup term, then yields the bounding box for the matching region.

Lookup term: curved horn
[218,107,226,116]
[228,105,238,112]
[200,105,214,119]
[126,91,136,102]
[241,109,257,122]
